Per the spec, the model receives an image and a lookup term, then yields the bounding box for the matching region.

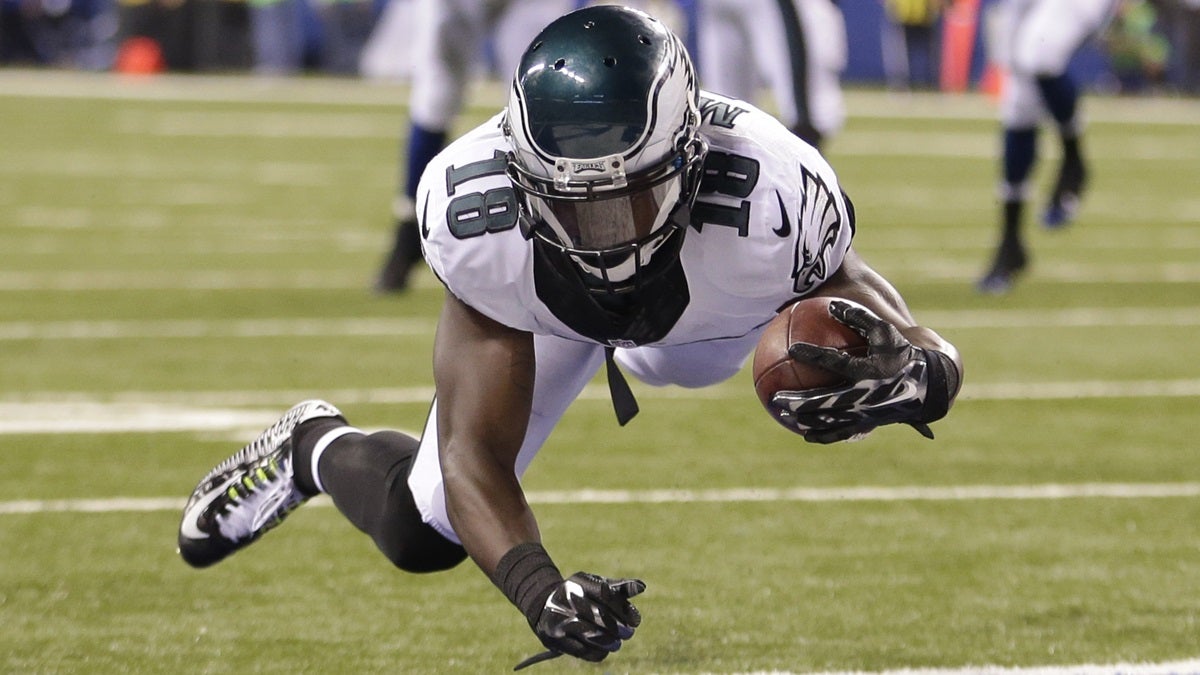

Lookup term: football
[752,296,869,413]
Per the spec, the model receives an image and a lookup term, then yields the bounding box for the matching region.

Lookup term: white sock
[309,426,363,494]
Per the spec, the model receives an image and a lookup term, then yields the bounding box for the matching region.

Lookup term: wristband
[919,349,960,424]
[491,542,563,628]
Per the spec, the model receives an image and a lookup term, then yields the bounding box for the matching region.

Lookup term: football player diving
[178,5,964,666]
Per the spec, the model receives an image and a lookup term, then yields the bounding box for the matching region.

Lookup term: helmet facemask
[503,5,707,297]
[510,136,705,295]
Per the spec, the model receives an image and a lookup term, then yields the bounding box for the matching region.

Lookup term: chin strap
[603,347,639,426]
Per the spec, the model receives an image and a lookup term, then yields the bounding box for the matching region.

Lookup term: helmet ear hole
[603,56,616,67]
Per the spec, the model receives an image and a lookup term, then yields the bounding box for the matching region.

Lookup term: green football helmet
[504,5,707,296]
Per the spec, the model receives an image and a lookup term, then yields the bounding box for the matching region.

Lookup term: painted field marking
[3,482,1200,516]
[5,260,1200,291]
[0,317,437,340]
[0,374,1198,436]
[801,659,1200,675]
[0,307,1197,342]
[2,72,1198,126]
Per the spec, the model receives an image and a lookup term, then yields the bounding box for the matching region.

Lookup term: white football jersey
[417,91,855,348]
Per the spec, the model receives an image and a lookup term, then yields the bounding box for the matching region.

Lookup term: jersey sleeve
[693,92,855,303]
[415,115,548,333]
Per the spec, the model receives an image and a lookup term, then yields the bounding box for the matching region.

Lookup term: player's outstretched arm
[434,290,540,573]
[773,249,963,443]
[433,292,645,664]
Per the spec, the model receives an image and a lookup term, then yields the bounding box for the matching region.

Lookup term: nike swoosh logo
[773,191,791,237]
[419,195,430,239]
[179,475,239,541]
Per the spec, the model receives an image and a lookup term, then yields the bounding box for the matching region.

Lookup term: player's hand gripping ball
[752,297,868,429]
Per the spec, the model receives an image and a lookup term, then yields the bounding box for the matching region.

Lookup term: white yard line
[916,307,1200,329]
[833,131,1200,161]
[0,70,411,106]
[0,269,376,291]
[113,109,401,139]
[964,379,1200,400]
[0,317,436,340]
[796,660,1200,675]
[1,71,1197,126]
[6,261,1200,291]
[527,482,1200,505]
[0,307,1196,341]
[4,482,1200,516]
[0,377,1197,435]
[883,260,1200,284]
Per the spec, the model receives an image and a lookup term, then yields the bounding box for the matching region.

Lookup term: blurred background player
[694,0,847,151]
[1103,0,1171,92]
[247,0,308,75]
[372,0,574,293]
[977,0,1118,294]
[880,0,943,91]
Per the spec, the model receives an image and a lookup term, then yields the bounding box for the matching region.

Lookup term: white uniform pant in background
[696,0,846,138]
[996,0,1116,127]
[408,0,574,129]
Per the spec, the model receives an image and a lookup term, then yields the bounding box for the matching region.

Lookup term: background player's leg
[1036,72,1087,228]
[978,71,1040,295]
[375,0,481,292]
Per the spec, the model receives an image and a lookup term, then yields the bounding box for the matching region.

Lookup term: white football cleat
[178,400,343,568]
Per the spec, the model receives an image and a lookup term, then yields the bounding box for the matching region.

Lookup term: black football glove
[770,299,958,444]
[527,572,645,664]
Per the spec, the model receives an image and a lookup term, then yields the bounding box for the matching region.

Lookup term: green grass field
[2,70,1199,674]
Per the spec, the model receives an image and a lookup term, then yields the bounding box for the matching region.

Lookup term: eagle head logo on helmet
[503,5,708,297]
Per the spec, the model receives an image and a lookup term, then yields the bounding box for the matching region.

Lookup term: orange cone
[115,37,166,75]
[939,0,981,93]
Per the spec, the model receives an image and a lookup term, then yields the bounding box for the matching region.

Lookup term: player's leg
[907,24,940,89]
[978,74,1039,294]
[176,396,471,572]
[376,0,485,292]
[880,15,910,91]
[178,335,602,572]
[794,0,847,146]
[749,0,822,147]
[247,0,306,76]
[292,422,468,571]
[1036,68,1086,228]
[1014,0,1113,228]
[696,0,758,102]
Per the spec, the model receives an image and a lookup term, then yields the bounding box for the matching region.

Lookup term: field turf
[1,71,1199,673]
